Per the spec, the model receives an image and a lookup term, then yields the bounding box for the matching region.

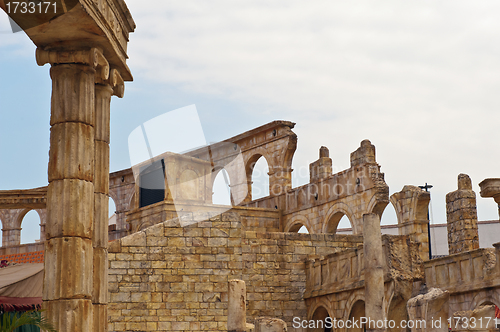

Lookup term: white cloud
[122,0,500,222]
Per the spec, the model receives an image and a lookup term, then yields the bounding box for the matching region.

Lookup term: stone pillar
[446,174,479,255]
[309,146,332,182]
[0,209,23,247]
[37,48,109,332]
[228,279,247,332]
[35,209,47,242]
[1,227,21,247]
[269,166,293,197]
[363,213,386,332]
[92,68,123,331]
[390,185,430,261]
[254,317,287,332]
[92,77,111,332]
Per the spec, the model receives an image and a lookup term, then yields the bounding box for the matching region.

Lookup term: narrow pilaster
[269,166,293,196]
[228,279,247,332]
[363,213,386,332]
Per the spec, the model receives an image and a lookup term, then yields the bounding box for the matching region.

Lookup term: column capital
[36,48,109,81]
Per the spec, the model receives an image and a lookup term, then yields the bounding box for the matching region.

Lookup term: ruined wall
[304,234,423,323]
[245,140,389,236]
[125,203,281,234]
[423,243,500,314]
[107,212,363,331]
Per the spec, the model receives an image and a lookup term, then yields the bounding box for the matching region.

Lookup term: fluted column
[38,48,109,332]
[92,68,124,331]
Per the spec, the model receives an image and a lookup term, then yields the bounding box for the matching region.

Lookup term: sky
[1,1,500,244]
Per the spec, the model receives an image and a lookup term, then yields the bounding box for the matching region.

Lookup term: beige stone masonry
[407,288,449,332]
[108,212,363,331]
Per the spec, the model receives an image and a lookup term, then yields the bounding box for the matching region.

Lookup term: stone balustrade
[424,245,500,293]
[304,234,423,299]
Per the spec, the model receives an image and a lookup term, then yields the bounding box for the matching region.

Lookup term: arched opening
[288,223,310,234]
[109,197,117,226]
[311,306,332,332]
[212,169,232,206]
[20,210,41,244]
[249,155,269,200]
[387,294,408,332]
[348,300,366,332]
[326,212,352,234]
[380,204,398,226]
[298,225,309,234]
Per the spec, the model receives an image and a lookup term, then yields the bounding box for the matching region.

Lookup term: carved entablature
[0,0,135,81]
[81,0,135,69]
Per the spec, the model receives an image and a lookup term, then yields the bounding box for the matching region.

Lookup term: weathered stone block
[44,298,92,331]
[46,179,94,239]
[43,237,93,300]
[48,122,95,182]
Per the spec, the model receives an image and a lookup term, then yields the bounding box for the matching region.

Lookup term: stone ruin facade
[1,1,500,332]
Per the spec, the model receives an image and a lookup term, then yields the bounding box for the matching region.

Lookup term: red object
[0,296,42,312]
[495,305,500,319]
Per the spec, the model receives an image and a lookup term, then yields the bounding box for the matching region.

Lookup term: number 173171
[6,2,57,14]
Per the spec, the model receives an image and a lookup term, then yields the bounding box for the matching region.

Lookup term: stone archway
[348,300,366,332]
[246,152,272,201]
[310,305,333,332]
[284,215,312,233]
[323,202,355,234]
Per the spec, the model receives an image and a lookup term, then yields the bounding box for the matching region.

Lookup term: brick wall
[108,212,363,331]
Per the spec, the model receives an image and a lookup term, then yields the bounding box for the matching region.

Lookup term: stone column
[446,174,479,255]
[363,213,386,332]
[92,79,111,332]
[37,48,108,332]
[228,279,247,332]
[92,68,123,331]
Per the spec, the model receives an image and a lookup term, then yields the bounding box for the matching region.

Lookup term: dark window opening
[139,159,166,208]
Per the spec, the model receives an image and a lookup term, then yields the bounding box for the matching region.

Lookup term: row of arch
[283,201,399,235]
[308,290,500,332]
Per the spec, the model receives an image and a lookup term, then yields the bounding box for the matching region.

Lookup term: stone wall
[107,212,363,331]
[126,203,281,234]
